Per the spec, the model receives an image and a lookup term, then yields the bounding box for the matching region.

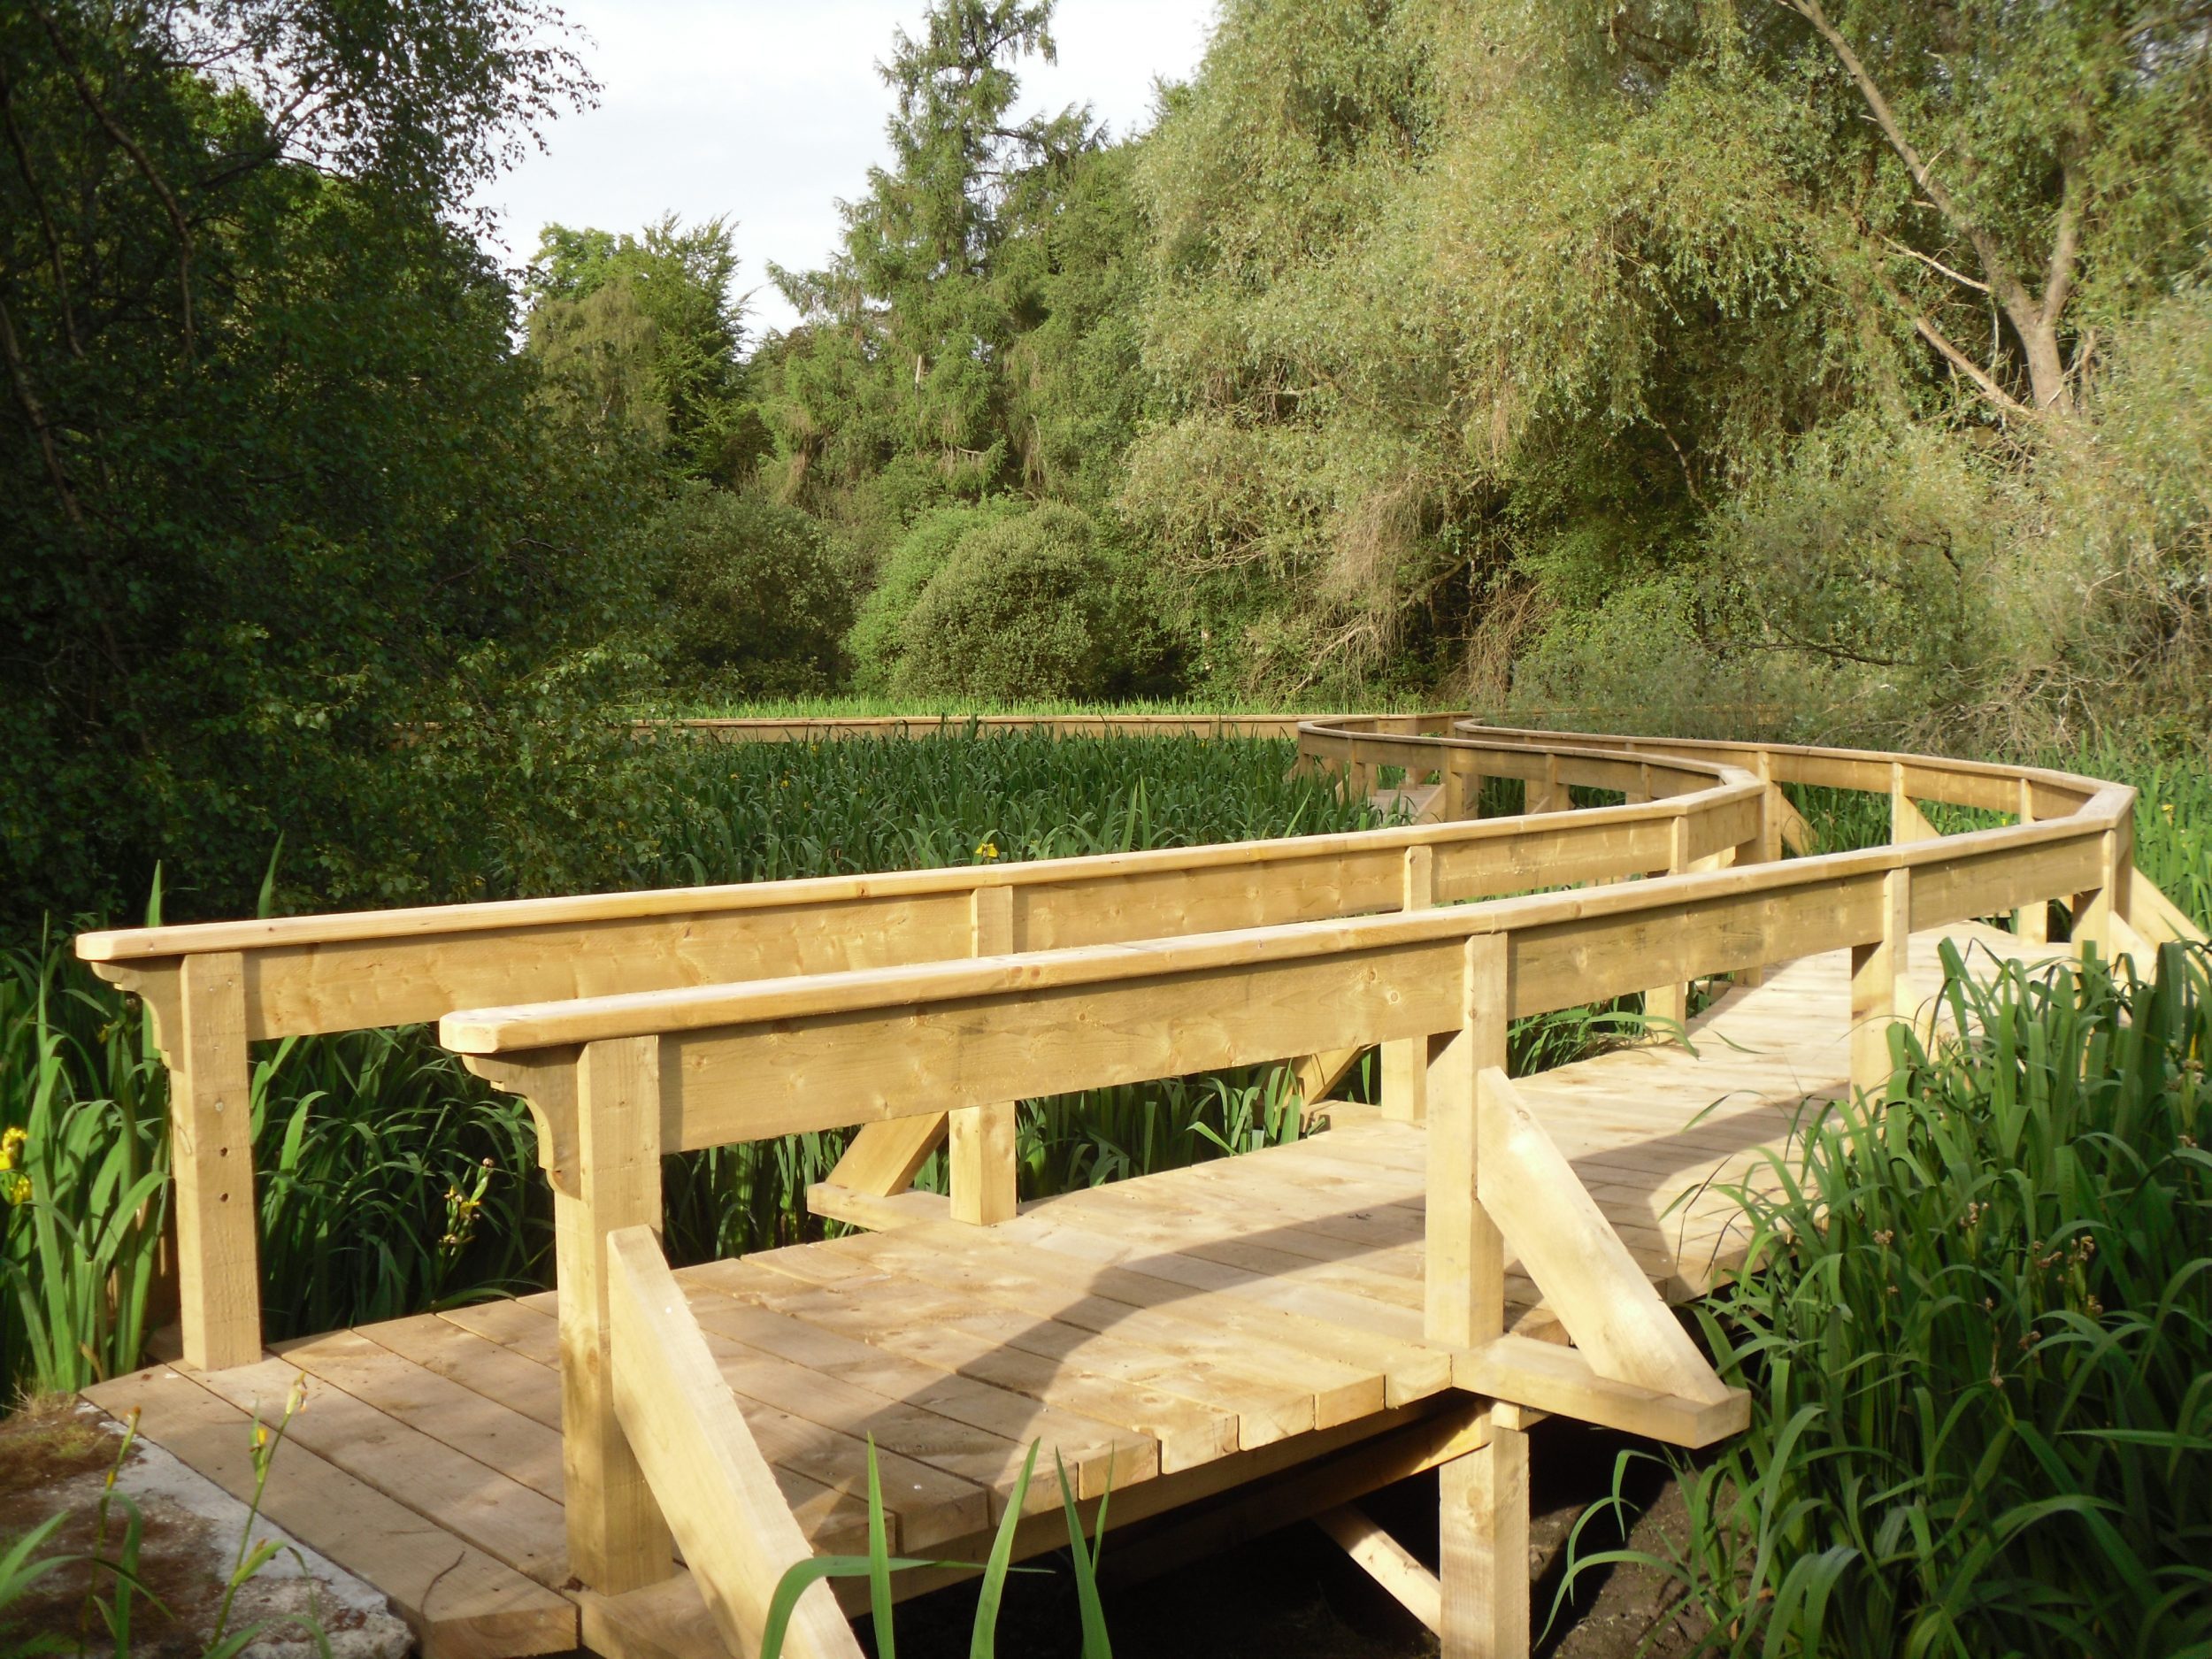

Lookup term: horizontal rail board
[442,808,2115,1055]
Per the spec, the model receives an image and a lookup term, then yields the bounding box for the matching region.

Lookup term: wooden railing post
[1432,940,1526,1659]
[173,952,262,1373]
[949,885,1019,1225]
[1735,751,1778,988]
[559,1034,675,1593]
[1528,753,1566,815]
[1641,815,1691,1037]
[1445,750,1479,821]
[1850,868,1911,1101]
[2015,779,2050,944]
[2071,818,2134,965]
[1383,848,1438,1124]
[1426,934,1508,1350]
[1756,750,1785,866]
[1890,762,1939,843]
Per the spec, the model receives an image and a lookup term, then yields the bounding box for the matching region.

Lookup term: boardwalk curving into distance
[75,717,2200,1659]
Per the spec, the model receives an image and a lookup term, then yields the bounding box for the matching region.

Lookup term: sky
[470,1,1219,337]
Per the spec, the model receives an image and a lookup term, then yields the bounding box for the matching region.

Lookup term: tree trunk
[2018,314,2072,415]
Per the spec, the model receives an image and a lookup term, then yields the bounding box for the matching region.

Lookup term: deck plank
[674,1275,1158,1500]
[842,1224,1393,1424]
[741,1246,1319,1448]
[694,1257,1244,1471]
[273,1327,567,1502]
[190,1356,572,1586]
[444,1294,989,1550]
[84,1365,577,1658]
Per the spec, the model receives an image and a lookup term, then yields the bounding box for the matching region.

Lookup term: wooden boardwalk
[85,920,2018,1657]
[76,716,2193,1659]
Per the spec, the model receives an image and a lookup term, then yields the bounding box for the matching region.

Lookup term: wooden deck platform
[84,921,2019,1658]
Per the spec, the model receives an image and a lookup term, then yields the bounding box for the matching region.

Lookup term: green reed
[251,1024,547,1339]
[1568,941,2212,1657]
[0,929,169,1394]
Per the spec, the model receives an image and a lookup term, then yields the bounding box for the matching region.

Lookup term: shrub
[892,503,1120,701]
[843,500,1023,692]
[648,488,851,698]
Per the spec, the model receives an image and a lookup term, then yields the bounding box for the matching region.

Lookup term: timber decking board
[81,1364,578,1659]
[97,924,2014,1657]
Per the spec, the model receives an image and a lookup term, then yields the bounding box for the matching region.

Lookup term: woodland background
[4,0,2210,928]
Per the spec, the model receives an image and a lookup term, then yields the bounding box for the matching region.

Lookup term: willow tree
[1125,0,2211,710]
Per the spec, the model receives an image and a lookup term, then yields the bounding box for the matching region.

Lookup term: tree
[1122,0,2212,706]
[525,216,767,484]
[645,488,851,698]
[760,0,1100,506]
[0,0,627,925]
[1763,0,2212,418]
[892,503,1119,699]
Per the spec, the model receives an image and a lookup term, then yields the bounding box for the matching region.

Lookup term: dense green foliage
[0,0,653,933]
[1120,0,2212,724]
[642,488,852,698]
[1583,943,2212,1657]
[11,0,2206,932]
[893,503,1118,700]
[846,502,1025,690]
[526,216,769,485]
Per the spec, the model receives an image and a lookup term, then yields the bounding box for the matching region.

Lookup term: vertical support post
[1641,815,1691,1038]
[1383,847,1437,1124]
[950,885,1019,1225]
[1889,761,1938,844]
[1850,868,1911,1101]
[1757,750,1786,866]
[173,952,262,1373]
[1438,1424,1529,1659]
[1426,934,1508,1350]
[1736,751,1778,989]
[1526,754,1565,816]
[559,1035,674,1593]
[2015,778,2049,945]
[2071,818,2133,965]
[1445,750,1479,821]
[1349,741,1375,802]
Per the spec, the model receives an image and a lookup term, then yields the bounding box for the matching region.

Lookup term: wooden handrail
[74,718,2179,1383]
[440,806,2119,1055]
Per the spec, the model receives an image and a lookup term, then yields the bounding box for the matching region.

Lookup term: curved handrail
[73,713,2198,1376]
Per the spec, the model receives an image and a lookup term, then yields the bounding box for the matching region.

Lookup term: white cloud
[471,0,1217,337]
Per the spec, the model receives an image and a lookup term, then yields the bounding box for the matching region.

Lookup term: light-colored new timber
[83,1364,577,1658]
[1440,1425,1529,1659]
[107,918,2033,1659]
[562,1037,674,1592]
[173,951,260,1372]
[1316,1504,1443,1632]
[605,1226,863,1659]
[81,713,2196,1659]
